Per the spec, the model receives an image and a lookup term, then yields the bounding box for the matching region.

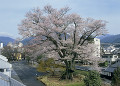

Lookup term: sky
[0,0,120,39]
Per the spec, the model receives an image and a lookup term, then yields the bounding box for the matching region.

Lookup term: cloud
[0,32,15,38]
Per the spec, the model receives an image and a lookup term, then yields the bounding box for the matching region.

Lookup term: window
[0,69,4,72]
[102,56,108,58]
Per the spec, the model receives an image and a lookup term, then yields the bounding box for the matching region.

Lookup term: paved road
[12,61,46,86]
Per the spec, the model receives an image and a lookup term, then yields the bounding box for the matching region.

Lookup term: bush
[37,54,45,63]
[84,71,102,86]
[37,58,65,75]
[26,56,30,63]
[112,67,120,86]
[99,61,108,67]
[77,74,85,81]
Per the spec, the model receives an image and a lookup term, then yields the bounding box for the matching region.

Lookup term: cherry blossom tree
[18,5,107,80]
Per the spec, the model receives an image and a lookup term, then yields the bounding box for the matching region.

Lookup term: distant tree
[99,61,108,67]
[2,46,14,61]
[26,56,30,63]
[112,67,120,86]
[18,5,107,80]
[84,71,102,86]
[37,54,45,63]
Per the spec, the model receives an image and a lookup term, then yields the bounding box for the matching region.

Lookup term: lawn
[74,70,89,76]
[38,70,111,86]
[38,76,85,86]
[65,81,85,86]
[37,70,88,86]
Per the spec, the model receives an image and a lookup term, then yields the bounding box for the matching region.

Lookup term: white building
[0,55,12,77]
[0,43,3,54]
[102,54,118,64]
[0,43,12,77]
[103,45,116,54]
[7,42,23,48]
[94,38,101,57]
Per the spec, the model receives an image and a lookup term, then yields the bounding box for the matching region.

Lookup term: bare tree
[18,5,107,80]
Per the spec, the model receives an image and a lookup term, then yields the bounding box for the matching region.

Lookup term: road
[11,61,46,86]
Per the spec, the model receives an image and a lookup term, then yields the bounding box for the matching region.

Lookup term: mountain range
[0,36,15,46]
[1,34,120,46]
[99,34,120,43]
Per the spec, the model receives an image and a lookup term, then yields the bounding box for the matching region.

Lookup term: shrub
[37,58,65,75]
[99,61,108,67]
[84,71,102,86]
[112,67,120,86]
[77,74,85,81]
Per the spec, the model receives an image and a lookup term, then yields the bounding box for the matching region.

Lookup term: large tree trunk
[60,60,74,80]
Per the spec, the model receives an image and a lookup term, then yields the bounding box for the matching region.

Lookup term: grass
[38,70,111,86]
[38,76,85,86]
[37,70,88,86]
[74,70,89,76]
[65,81,85,86]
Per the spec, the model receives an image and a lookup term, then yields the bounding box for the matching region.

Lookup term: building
[7,42,23,48]
[0,43,12,77]
[102,53,118,64]
[0,72,25,86]
[0,55,12,77]
[14,53,22,60]
[0,43,25,86]
[103,45,116,53]
[102,59,120,77]
[94,38,101,57]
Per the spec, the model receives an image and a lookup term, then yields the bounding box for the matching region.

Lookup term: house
[0,55,12,77]
[102,53,118,65]
[14,53,22,60]
[101,59,120,77]
[0,72,25,86]
[104,45,116,53]
[0,43,12,77]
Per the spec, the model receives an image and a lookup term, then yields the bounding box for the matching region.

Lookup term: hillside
[1,34,120,45]
[100,34,120,43]
[0,36,15,45]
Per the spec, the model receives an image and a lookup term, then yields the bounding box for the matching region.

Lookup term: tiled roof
[103,61,120,73]
[111,62,120,68]
[104,67,116,72]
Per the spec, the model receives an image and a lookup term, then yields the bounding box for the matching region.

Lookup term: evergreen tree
[112,67,120,86]
[84,71,102,86]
